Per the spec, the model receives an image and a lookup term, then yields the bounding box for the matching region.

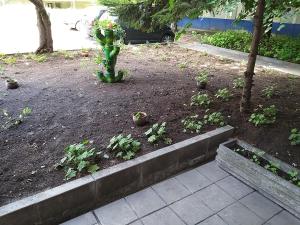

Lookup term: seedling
[233,77,245,89]
[1,107,32,129]
[215,88,232,101]
[195,71,208,88]
[181,115,203,133]
[249,105,277,126]
[289,128,300,146]
[264,161,280,174]
[203,112,225,126]
[56,140,101,180]
[107,134,141,160]
[144,122,172,145]
[262,85,276,98]
[190,93,211,107]
[287,170,299,183]
[250,154,260,165]
[179,62,187,69]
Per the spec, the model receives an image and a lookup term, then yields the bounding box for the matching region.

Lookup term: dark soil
[0,44,299,206]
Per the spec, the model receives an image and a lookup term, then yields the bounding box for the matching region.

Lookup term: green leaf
[77,160,89,172]
[87,164,100,173]
[148,135,157,143]
[65,168,77,180]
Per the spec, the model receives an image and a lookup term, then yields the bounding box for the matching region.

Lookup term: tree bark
[29,0,53,53]
[240,0,265,113]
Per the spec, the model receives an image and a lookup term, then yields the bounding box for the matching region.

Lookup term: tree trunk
[240,0,265,113]
[29,0,53,53]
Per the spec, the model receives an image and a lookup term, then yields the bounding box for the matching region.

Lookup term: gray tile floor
[61,161,300,225]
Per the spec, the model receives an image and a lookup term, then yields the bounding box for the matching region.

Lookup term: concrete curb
[216,139,300,219]
[179,42,300,76]
[0,126,234,225]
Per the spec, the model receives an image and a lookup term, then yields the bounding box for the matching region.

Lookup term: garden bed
[216,139,300,218]
[0,44,299,205]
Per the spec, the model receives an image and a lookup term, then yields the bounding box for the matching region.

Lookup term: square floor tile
[60,212,97,225]
[152,177,190,204]
[142,207,185,225]
[218,202,264,225]
[197,161,228,182]
[175,169,213,193]
[239,192,281,221]
[264,210,300,225]
[195,184,235,212]
[216,176,253,200]
[125,187,166,217]
[94,198,137,225]
[170,194,214,225]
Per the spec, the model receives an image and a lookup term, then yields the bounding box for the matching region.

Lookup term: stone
[142,207,185,225]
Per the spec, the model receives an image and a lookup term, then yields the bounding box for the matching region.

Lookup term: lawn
[0,44,299,205]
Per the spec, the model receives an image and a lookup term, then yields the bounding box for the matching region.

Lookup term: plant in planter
[93,20,125,83]
[190,93,211,108]
[144,122,172,145]
[249,105,277,126]
[132,112,148,126]
[5,78,19,89]
[215,88,232,101]
[107,134,141,160]
[195,71,208,89]
[56,140,102,180]
[289,128,300,146]
[182,115,203,133]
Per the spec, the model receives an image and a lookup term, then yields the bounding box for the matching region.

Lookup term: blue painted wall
[178,17,300,37]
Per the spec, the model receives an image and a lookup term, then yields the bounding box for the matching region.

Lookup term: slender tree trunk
[29,0,53,53]
[240,0,265,113]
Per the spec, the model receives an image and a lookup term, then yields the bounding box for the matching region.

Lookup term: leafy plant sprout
[144,122,172,145]
[233,77,245,89]
[195,71,208,84]
[203,112,225,126]
[249,105,277,126]
[262,85,276,98]
[264,161,280,174]
[107,134,141,160]
[289,128,300,146]
[215,88,232,101]
[56,140,101,180]
[181,115,203,133]
[190,93,211,108]
[1,107,32,129]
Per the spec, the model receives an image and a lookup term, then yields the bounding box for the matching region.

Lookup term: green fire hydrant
[94,22,124,83]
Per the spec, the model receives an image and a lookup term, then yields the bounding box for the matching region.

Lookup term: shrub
[215,88,232,101]
[249,105,277,126]
[144,122,172,145]
[201,30,300,64]
[289,128,300,146]
[57,141,100,180]
[107,134,141,160]
[181,115,203,133]
[190,93,211,107]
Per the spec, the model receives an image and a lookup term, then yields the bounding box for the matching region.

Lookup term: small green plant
[204,112,225,126]
[250,154,260,165]
[195,71,208,84]
[144,122,172,145]
[264,161,280,174]
[1,107,32,129]
[215,88,232,101]
[287,170,299,183]
[289,128,300,146]
[25,53,48,63]
[107,134,141,160]
[249,105,277,126]
[60,50,75,59]
[233,77,245,89]
[262,85,276,98]
[2,56,17,65]
[179,62,187,69]
[56,140,100,180]
[181,115,203,133]
[190,93,211,107]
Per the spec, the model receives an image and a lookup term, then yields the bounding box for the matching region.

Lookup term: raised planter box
[216,139,300,219]
[0,125,234,225]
